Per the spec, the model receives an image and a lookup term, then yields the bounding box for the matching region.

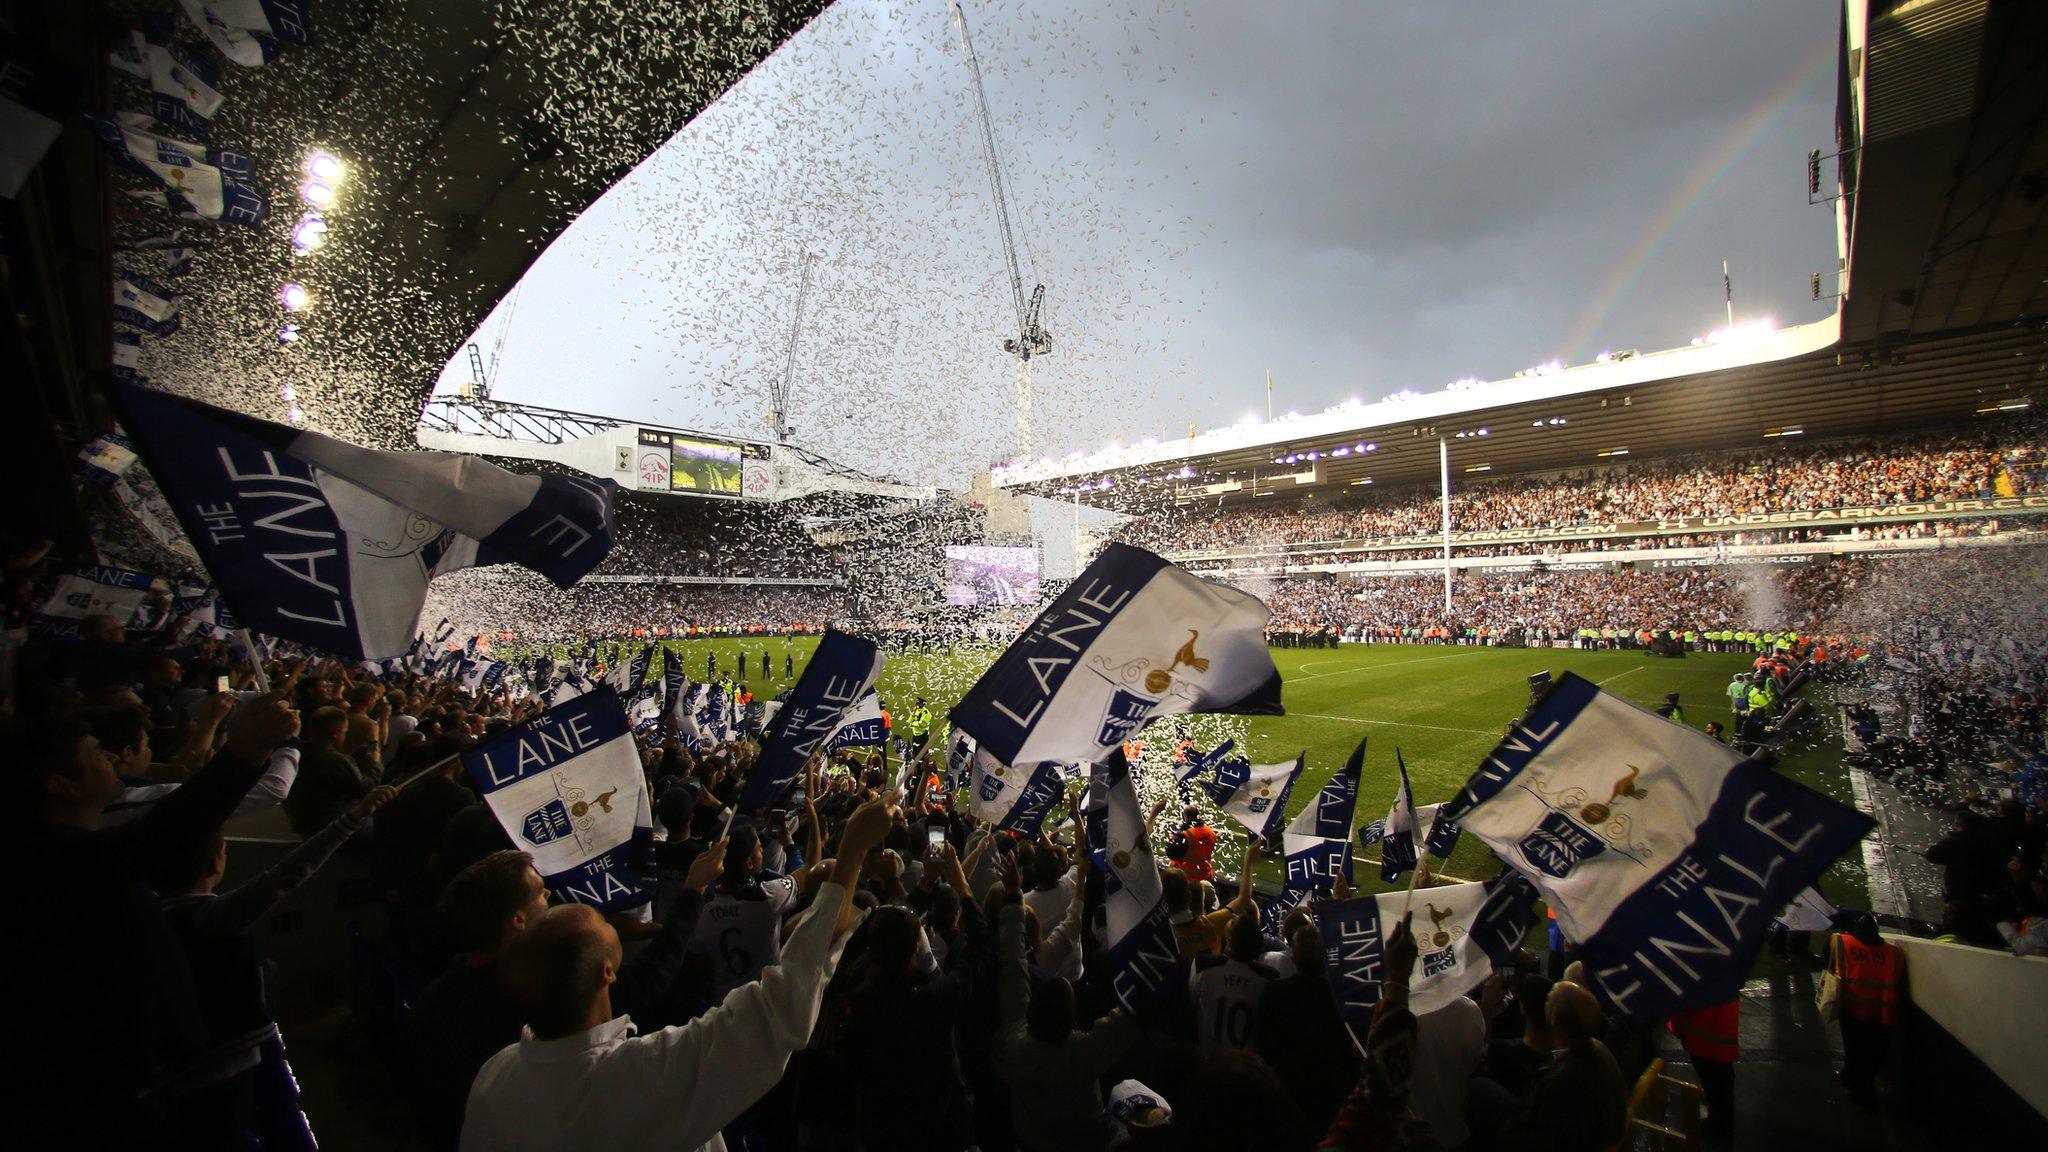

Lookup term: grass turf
[615,637,1867,906]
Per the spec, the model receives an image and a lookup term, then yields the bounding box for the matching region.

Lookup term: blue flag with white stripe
[950,543,1282,768]
[138,25,224,137]
[107,380,617,660]
[969,741,1069,836]
[742,629,883,809]
[1284,737,1364,890]
[606,646,649,695]
[1439,672,1874,1018]
[1316,872,1538,1026]
[91,117,267,225]
[33,566,166,639]
[1085,749,1180,1011]
[460,687,654,911]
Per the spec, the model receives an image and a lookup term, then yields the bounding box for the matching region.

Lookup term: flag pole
[235,629,271,694]
[1399,847,1429,918]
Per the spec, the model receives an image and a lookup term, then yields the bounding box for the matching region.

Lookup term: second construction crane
[950,0,1050,460]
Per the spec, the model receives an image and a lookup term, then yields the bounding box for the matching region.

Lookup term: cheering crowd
[1117,420,2044,555]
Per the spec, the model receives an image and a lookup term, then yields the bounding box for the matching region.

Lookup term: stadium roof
[995,0,2048,504]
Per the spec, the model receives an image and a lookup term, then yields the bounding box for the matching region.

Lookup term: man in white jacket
[459,793,899,1152]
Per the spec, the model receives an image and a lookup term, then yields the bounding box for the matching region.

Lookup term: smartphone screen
[926,827,947,851]
[214,675,231,693]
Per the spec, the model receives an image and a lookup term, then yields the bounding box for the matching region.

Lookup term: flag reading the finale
[1437,672,1874,1018]
[1316,873,1539,1023]
[107,381,616,660]
[1214,755,1304,843]
[742,629,883,809]
[1085,749,1180,1011]
[140,24,223,137]
[951,543,1282,768]
[460,687,654,911]
[1285,737,1365,890]
[91,118,267,225]
[823,690,887,753]
[177,0,313,68]
[969,743,1069,836]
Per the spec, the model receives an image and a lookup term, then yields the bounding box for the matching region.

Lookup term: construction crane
[769,251,817,444]
[949,0,1050,459]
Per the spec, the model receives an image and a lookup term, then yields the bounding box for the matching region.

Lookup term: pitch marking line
[1289,649,1473,683]
[1285,710,1499,738]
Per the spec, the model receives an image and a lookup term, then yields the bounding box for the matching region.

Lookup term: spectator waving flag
[742,629,883,809]
[1437,672,1874,1018]
[661,658,686,714]
[950,543,1282,767]
[91,118,267,225]
[1176,738,1237,801]
[1284,737,1366,890]
[823,689,887,753]
[1085,749,1180,1011]
[945,728,977,792]
[460,687,655,911]
[605,646,649,695]
[32,566,166,639]
[1214,754,1304,843]
[1316,873,1539,1024]
[108,380,616,660]
[1356,750,1461,881]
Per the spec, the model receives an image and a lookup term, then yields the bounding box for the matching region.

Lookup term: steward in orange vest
[1667,997,1739,1137]
[1831,931,1906,1025]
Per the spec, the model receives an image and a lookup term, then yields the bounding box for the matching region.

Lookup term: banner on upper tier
[460,687,654,911]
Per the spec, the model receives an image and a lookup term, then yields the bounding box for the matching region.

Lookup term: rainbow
[1562,38,1836,363]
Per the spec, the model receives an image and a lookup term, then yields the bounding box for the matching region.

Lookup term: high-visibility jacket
[1667,999,1740,1063]
[906,707,933,737]
[1830,933,1905,1026]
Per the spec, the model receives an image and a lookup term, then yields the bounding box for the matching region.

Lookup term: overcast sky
[435,0,1842,486]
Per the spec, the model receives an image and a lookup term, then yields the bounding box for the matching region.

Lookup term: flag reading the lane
[605,646,649,695]
[107,381,615,660]
[951,543,1282,767]
[1215,755,1304,843]
[823,690,887,754]
[1085,749,1180,1011]
[662,659,687,716]
[1285,737,1365,891]
[1317,873,1539,1024]
[1438,672,1874,1019]
[742,629,882,809]
[461,687,654,910]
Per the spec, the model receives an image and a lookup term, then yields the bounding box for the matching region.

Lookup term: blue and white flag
[1,42,83,198]
[113,272,182,336]
[823,690,887,754]
[91,117,266,225]
[77,431,141,487]
[177,0,313,67]
[625,687,664,737]
[32,566,166,639]
[112,331,144,381]
[107,381,617,660]
[742,629,883,809]
[1438,672,1874,1018]
[1285,737,1365,891]
[138,26,224,137]
[172,583,239,640]
[969,744,1068,836]
[1085,749,1180,1011]
[1215,755,1304,842]
[701,682,734,744]
[1355,751,1461,881]
[661,658,687,713]
[673,680,708,742]
[1258,884,1317,939]
[459,658,506,695]
[1316,873,1539,1024]
[944,728,977,793]
[950,543,1282,768]
[461,687,655,911]
[547,667,595,708]
[606,646,649,695]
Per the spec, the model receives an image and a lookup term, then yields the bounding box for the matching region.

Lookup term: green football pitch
[635,637,1867,904]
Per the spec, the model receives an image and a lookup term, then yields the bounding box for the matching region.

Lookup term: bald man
[1501,980,1628,1151]
[459,794,900,1152]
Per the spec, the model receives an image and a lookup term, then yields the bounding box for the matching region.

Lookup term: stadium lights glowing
[1464,463,1492,473]
[1763,426,1804,438]
[300,150,346,207]
[1977,399,2032,413]
[1597,447,1629,457]
[1349,477,1374,485]
[291,213,329,254]
[280,283,311,311]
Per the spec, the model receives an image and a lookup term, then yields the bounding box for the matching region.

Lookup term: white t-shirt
[1022,870,1082,980]
[1409,996,1486,1146]
[691,875,798,1004]
[1190,955,1277,1051]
